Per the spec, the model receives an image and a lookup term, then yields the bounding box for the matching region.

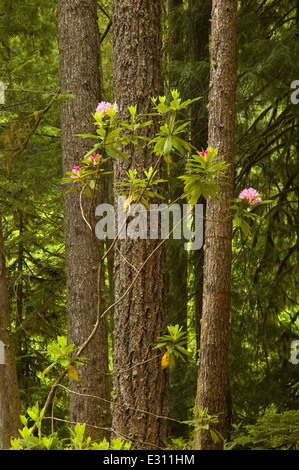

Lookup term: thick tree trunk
[0,216,21,449]
[193,0,237,450]
[111,0,168,450]
[57,0,110,441]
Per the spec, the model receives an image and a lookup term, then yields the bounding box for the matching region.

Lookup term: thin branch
[100,19,112,44]
[56,384,188,427]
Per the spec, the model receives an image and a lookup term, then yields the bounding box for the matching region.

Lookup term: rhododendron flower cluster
[238,187,262,205]
[70,166,81,178]
[88,152,102,165]
[96,101,119,117]
[199,149,209,160]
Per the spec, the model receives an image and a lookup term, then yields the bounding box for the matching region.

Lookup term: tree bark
[57,0,110,441]
[193,0,237,450]
[166,0,192,438]
[15,210,26,388]
[0,216,21,449]
[188,0,211,360]
[111,0,168,450]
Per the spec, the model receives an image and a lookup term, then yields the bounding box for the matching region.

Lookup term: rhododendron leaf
[75,133,99,139]
[146,191,165,200]
[66,364,79,381]
[141,198,150,210]
[42,363,55,376]
[172,137,185,156]
[161,351,170,369]
[96,127,106,137]
[111,147,130,162]
[66,186,80,194]
[163,136,173,156]
[138,120,153,128]
[239,219,251,236]
[154,342,167,349]
[173,121,189,134]
[48,344,63,355]
[169,353,176,368]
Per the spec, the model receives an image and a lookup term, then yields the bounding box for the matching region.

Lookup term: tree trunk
[188,0,211,359]
[111,0,168,450]
[166,0,192,438]
[193,0,237,450]
[0,216,21,449]
[15,210,26,388]
[57,0,110,441]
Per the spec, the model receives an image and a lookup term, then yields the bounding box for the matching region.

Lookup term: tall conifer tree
[111,0,168,449]
[194,0,237,450]
[0,216,21,449]
[57,0,110,440]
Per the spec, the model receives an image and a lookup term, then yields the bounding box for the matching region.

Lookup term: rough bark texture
[57,0,110,440]
[111,0,168,450]
[194,0,237,450]
[0,216,21,449]
[188,0,211,359]
[167,0,193,438]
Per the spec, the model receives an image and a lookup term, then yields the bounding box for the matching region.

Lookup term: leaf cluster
[155,324,190,369]
[10,408,131,450]
[41,336,87,381]
[150,89,200,164]
[179,147,230,205]
[115,167,167,210]
[183,407,223,445]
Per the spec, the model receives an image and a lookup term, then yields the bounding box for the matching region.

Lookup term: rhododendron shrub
[63,93,272,234]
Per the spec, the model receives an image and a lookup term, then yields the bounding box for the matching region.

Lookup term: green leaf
[85,186,91,198]
[210,429,221,443]
[239,219,251,236]
[48,344,63,355]
[154,342,167,349]
[173,121,189,134]
[163,136,173,156]
[74,133,99,139]
[112,147,130,162]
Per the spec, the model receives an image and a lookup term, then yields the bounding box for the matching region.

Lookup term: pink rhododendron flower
[70,166,81,178]
[96,101,119,117]
[199,149,209,161]
[238,187,262,205]
[88,152,102,165]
